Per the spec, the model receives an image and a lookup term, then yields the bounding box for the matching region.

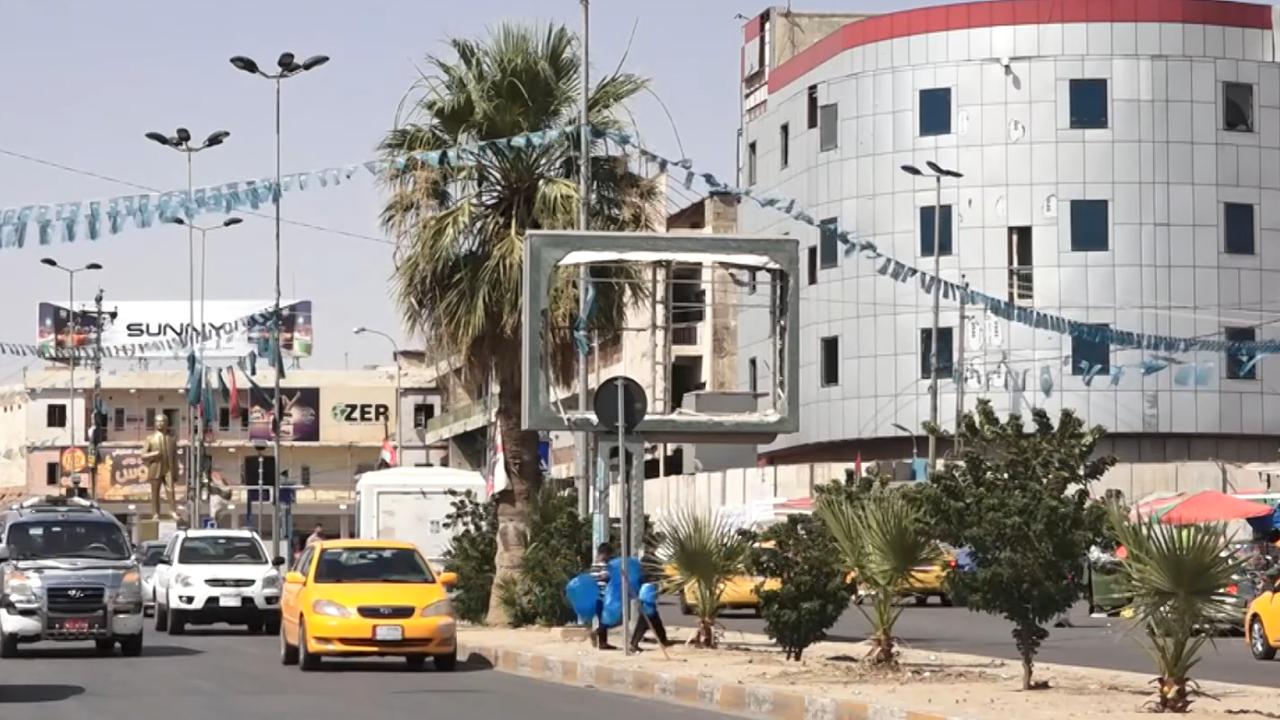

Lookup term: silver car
[134,541,167,617]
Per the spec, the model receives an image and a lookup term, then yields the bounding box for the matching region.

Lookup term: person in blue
[592,543,617,650]
[629,572,674,652]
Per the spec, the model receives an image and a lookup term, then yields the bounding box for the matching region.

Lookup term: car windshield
[5,521,131,561]
[178,536,266,564]
[313,547,435,584]
[138,546,166,566]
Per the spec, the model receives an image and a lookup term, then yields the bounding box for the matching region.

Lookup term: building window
[46,403,67,428]
[145,408,156,430]
[162,408,179,430]
[748,357,759,395]
[920,328,954,379]
[920,206,953,257]
[1072,325,1111,375]
[818,103,838,151]
[806,84,818,129]
[819,217,839,268]
[240,408,249,429]
[1069,79,1108,129]
[1224,82,1254,132]
[806,246,818,285]
[413,403,436,429]
[46,462,60,486]
[301,465,312,486]
[779,123,790,168]
[1070,200,1109,252]
[746,141,757,185]
[113,407,126,431]
[820,336,839,387]
[1008,226,1033,303]
[1225,326,1258,380]
[919,87,952,136]
[1224,202,1255,255]
[218,407,231,431]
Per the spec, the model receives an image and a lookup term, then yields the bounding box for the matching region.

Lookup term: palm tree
[658,509,750,647]
[1108,508,1243,713]
[378,24,657,625]
[818,489,939,665]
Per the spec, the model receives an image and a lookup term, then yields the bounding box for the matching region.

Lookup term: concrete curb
[460,641,971,720]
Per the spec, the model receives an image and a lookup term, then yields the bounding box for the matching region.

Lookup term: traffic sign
[593,376,647,433]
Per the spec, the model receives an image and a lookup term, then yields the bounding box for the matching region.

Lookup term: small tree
[659,508,750,647]
[442,490,497,624]
[922,400,1114,690]
[749,514,854,660]
[819,488,938,665]
[497,487,591,627]
[1108,509,1243,712]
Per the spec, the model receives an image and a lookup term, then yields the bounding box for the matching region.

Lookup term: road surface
[0,628,735,720]
[661,599,1280,688]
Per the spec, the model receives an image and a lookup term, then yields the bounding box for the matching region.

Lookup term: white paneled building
[737,1,1280,466]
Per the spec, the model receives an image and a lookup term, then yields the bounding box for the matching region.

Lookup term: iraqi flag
[378,439,397,469]
[486,424,510,498]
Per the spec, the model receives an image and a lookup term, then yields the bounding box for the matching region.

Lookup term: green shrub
[498,488,591,627]
[749,513,854,660]
[441,490,497,624]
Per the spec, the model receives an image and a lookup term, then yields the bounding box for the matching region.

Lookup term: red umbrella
[1155,490,1274,525]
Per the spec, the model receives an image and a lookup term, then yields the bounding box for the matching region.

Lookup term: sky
[0,0,936,381]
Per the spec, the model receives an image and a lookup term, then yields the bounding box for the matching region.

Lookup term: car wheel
[119,634,144,657]
[433,649,457,671]
[1251,617,1276,660]
[405,654,427,670]
[264,614,281,635]
[167,607,185,635]
[280,622,299,665]
[247,620,264,634]
[155,602,169,632]
[0,633,20,658]
[94,639,116,656]
[298,619,320,671]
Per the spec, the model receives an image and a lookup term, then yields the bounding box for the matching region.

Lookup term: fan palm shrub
[657,508,750,647]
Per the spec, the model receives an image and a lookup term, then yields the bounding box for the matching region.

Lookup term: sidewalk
[459,625,1278,720]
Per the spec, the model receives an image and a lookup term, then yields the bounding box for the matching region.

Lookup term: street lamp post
[900,161,963,473]
[146,127,229,527]
[353,327,402,464]
[230,51,329,558]
[39,259,103,476]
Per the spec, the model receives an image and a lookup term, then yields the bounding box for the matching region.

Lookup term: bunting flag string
[606,131,1280,361]
[0,127,578,248]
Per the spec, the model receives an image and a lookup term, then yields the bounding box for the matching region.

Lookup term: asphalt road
[0,628,735,720]
[660,599,1280,688]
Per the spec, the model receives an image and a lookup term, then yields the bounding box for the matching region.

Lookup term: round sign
[593,376,647,433]
[60,447,88,474]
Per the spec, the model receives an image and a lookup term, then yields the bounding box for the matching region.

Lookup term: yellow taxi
[852,548,957,606]
[279,539,458,671]
[1246,573,1280,660]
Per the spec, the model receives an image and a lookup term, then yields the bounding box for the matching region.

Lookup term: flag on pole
[855,451,863,478]
[487,423,509,498]
[226,366,241,417]
[378,439,397,468]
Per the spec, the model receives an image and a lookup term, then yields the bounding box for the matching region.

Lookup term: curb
[460,641,970,720]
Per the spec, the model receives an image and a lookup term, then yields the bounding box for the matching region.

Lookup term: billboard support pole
[90,288,104,501]
[271,74,283,560]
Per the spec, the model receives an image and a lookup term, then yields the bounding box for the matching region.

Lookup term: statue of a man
[141,414,180,521]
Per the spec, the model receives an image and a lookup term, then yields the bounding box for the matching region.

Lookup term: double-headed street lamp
[901,161,963,473]
[39,259,103,453]
[353,327,402,464]
[230,51,328,557]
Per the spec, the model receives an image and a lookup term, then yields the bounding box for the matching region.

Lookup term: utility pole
[90,288,106,501]
[578,0,596,527]
[955,275,967,455]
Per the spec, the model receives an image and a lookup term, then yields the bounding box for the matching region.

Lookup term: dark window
[218,407,231,431]
[820,336,839,387]
[1070,200,1109,252]
[46,403,67,428]
[1224,202,1255,255]
[1226,326,1258,380]
[1072,325,1111,375]
[162,409,179,431]
[747,141,757,185]
[413,403,435,429]
[45,462,60,486]
[112,407,125,431]
[748,357,759,395]
[920,205,953,257]
[807,246,818,285]
[819,103,838,151]
[920,328,954,379]
[301,465,312,486]
[806,84,819,129]
[1069,79,1108,129]
[145,408,156,430]
[819,217,840,268]
[1008,226,1033,303]
[779,123,790,168]
[239,408,249,429]
[1224,82,1254,132]
[178,535,266,564]
[919,87,952,136]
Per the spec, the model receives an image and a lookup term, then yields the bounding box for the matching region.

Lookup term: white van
[354,467,486,568]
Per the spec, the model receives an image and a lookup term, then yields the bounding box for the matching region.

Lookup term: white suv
[152,529,285,635]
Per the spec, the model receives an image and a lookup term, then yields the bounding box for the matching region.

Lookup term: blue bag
[639,581,659,616]
[564,573,600,625]
[600,557,643,628]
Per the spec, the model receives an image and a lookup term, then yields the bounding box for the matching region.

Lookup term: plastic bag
[564,573,600,625]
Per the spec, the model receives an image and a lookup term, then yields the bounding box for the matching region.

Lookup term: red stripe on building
[767,0,1272,93]
[743,13,764,42]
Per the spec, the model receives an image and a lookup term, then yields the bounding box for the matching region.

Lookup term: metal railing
[1008,265,1033,304]
[671,324,699,346]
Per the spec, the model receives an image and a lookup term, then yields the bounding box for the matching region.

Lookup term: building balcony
[424,396,497,444]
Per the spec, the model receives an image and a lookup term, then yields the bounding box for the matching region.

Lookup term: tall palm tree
[1108,508,1243,713]
[379,24,657,624]
[658,509,751,647]
[818,489,939,665]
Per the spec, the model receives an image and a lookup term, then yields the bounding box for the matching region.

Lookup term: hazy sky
[0,0,936,381]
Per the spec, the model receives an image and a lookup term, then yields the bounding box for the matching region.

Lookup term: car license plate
[374,625,404,641]
[57,617,92,632]
[219,595,241,608]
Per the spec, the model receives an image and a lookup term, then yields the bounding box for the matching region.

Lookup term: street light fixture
[39,258,103,457]
[353,327,402,465]
[230,50,328,559]
[901,161,963,474]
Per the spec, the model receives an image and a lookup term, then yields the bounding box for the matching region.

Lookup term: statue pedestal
[134,518,179,544]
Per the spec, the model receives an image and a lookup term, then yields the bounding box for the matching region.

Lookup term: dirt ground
[462,625,1280,719]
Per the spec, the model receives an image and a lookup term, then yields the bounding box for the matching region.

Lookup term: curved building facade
[737,0,1280,464]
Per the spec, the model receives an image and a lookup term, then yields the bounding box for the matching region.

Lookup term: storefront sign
[60,447,88,474]
[330,402,390,424]
[93,449,185,501]
[249,387,320,442]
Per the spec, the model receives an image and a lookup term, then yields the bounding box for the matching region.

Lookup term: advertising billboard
[37,299,313,358]
[93,449,186,502]
[249,387,320,442]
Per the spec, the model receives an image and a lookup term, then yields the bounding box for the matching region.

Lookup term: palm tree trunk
[484,369,544,625]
